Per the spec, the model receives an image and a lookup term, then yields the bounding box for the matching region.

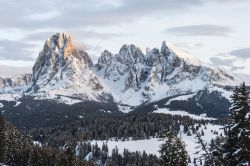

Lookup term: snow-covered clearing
[165,94,196,106]
[90,123,223,165]
[153,108,216,120]
[91,137,163,156]
[0,93,20,101]
[118,105,132,113]
[14,101,22,107]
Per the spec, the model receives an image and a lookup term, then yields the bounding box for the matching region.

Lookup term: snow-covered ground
[117,105,132,113]
[0,93,20,102]
[90,123,223,166]
[165,94,196,106]
[153,108,216,120]
[91,137,162,156]
[13,101,22,107]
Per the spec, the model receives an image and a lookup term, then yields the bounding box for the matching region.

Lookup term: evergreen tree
[1,119,31,166]
[175,137,188,166]
[59,142,76,166]
[159,131,187,166]
[101,143,108,164]
[222,82,250,165]
[29,146,43,166]
[0,113,5,163]
[206,138,223,166]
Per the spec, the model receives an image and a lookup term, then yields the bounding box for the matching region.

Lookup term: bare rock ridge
[0,32,248,107]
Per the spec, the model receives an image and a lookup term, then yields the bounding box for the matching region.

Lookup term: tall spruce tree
[222,82,250,165]
[64,142,76,166]
[0,113,5,163]
[159,131,188,166]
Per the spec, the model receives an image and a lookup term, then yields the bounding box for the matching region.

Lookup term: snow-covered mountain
[0,32,249,117]
[28,33,112,103]
[95,41,243,106]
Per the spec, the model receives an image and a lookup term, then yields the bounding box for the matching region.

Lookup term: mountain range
[1,32,250,125]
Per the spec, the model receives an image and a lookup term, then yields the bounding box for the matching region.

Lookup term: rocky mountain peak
[31,33,95,91]
[43,32,77,60]
[96,50,113,70]
[161,41,171,56]
[116,44,144,65]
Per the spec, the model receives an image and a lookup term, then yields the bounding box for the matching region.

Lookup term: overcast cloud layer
[0,0,250,75]
[166,25,233,36]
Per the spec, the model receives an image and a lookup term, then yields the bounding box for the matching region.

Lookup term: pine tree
[207,138,223,166]
[101,142,108,164]
[188,156,191,163]
[222,82,250,165]
[159,131,187,166]
[193,158,196,165]
[59,142,76,166]
[2,119,31,166]
[29,146,43,166]
[0,113,5,163]
[174,137,188,166]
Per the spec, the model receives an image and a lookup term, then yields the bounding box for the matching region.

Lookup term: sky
[0,0,249,76]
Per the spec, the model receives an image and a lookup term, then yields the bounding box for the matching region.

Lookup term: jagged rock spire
[31,32,94,91]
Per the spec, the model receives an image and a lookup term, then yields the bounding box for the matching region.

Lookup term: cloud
[0,40,36,60]
[0,0,204,30]
[209,54,245,72]
[24,30,123,42]
[174,42,203,49]
[210,56,235,66]
[166,25,233,36]
[0,65,31,77]
[229,48,250,59]
[67,30,124,40]
[26,11,61,21]
[0,0,247,63]
[231,66,245,71]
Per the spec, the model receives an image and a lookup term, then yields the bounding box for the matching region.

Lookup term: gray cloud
[166,25,233,36]
[0,0,204,30]
[0,0,246,61]
[0,40,36,60]
[231,66,245,71]
[7,0,242,30]
[229,48,250,59]
[210,56,235,66]
[209,55,245,71]
[24,30,123,42]
[174,42,203,49]
[66,30,124,40]
[0,65,31,77]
